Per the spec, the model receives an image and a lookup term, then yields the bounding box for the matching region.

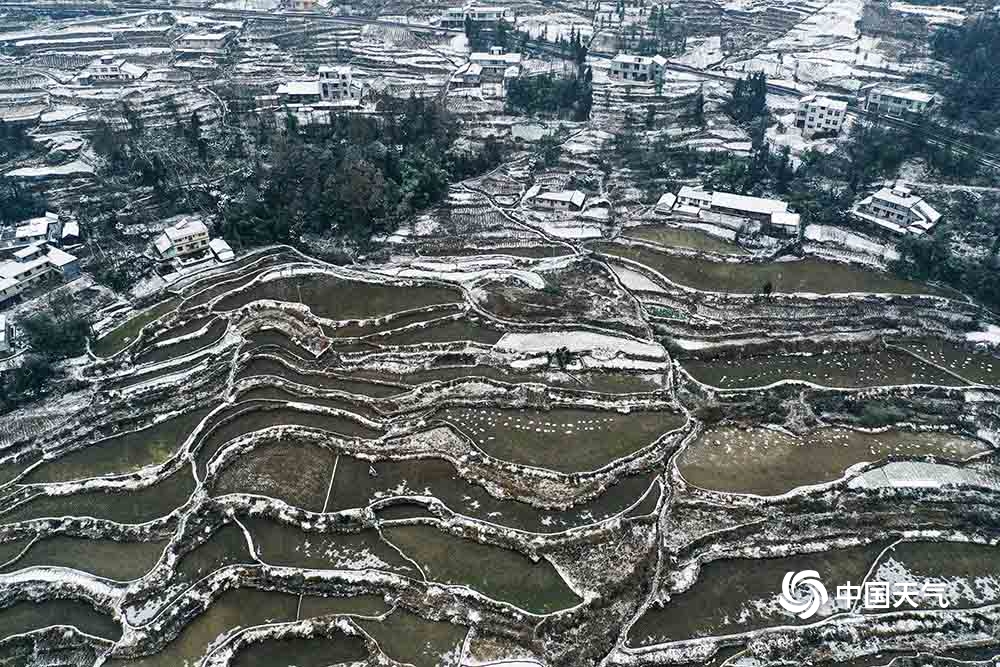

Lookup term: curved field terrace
[2,232,999,667]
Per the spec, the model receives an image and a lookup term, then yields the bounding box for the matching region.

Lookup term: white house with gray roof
[863,86,934,117]
[851,182,941,235]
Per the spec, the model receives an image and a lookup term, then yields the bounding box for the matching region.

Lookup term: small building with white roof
[209,238,235,262]
[174,31,236,54]
[673,186,800,235]
[14,215,55,245]
[851,182,941,235]
[470,48,522,79]
[277,80,322,104]
[440,4,515,29]
[154,218,210,260]
[796,94,848,137]
[80,54,147,84]
[451,61,483,88]
[318,65,364,102]
[863,86,934,116]
[609,52,666,83]
[531,190,586,211]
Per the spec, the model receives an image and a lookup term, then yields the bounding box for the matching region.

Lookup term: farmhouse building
[154,219,210,260]
[796,94,847,137]
[851,182,941,235]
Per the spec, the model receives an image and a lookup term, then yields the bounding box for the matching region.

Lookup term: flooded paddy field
[682,349,964,388]
[897,340,1000,386]
[10,234,999,667]
[326,304,464,338]
[0,600,121,641]
[438,407,684,472]
[132,318,228,366]
[628,543,888,645]
[231,633,369,667]
[327,454,657,532]
[621,226,748,255]
[236,385,381,419]
[3,465,196,525]
[243,328,320,359]
[368,316,503,346]
[419,243,573,259]
[173,524,253,587]
[194,402,383,478]
[374,365,666,396]
[869,541,1000,610]
[358,609,467,667]
[211,441,338,512]
[678,427,989,495]
[597,244,950,296]
[141,315,215,347]
[0,456,39,487]
[106,589,299,667]
[297,594,389,619]
[93,296,181,358]
[244,517,417,574]
[108,355,210,390]
[213,274,462,320]
[0,535,166,581]
[23,407,214,484]
[383,525,581,613]
[180,254,304,310]
[235,356,410,398]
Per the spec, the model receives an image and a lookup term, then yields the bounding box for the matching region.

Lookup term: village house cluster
[0,212,80,308]
[645,181,941,239]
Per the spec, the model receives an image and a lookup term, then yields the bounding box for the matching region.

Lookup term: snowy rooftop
[535,190,586,207]
[209,238,235,261]
[612,52,654,65]
[163,218,208,241]
[800,94,847,110]
[178,31,233,41]
[872,86,934,103]
[277,80,319,96]
[14,217,52,239]
[470,52,521,65]
[46,246,77,268]
[711,191,788,215]
[0,256,48,280]
[677,186,713,202]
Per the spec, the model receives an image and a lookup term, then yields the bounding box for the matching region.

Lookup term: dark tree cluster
[505,71,593,121]
[20,291,91,361]
[932,14,1000,131]
[629,5,687,55]
[0,119,33,157]
[1,292,91,413]
[725,71,768,125]
[0,176,44,225]
[218,96,500,249]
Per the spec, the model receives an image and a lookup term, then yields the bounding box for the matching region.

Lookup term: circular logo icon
[779,570,828,619]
